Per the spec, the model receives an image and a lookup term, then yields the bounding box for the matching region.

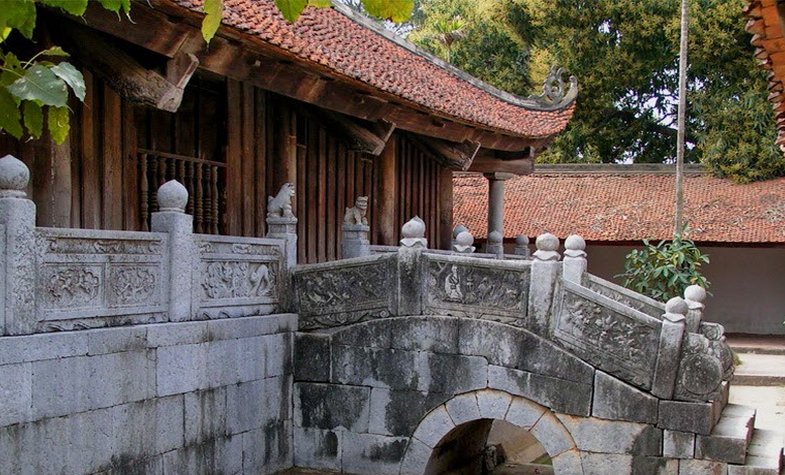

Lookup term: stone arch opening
[400,390,583,475]
[424,418,552,474]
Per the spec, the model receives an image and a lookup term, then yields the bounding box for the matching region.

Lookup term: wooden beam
[408,135,480,171]
[57,20,187,112]
[311,108,395,156]
[166,52,200,89]
[74,2,539,152]
[469,149,534,175]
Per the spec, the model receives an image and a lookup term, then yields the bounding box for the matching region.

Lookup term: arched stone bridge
[290,237,784,474]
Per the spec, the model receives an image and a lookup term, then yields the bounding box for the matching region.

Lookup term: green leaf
[362,0,414,22]
[38,46,70,58]
[0,0,36,39]
[0,27,11,43]
[97,0,131,15]
[51,62,85,101]
[201,0,223,43]
[308,0,332,7]
[22,100,42,138]
[0,86,22,138]
[47,106,69,144]
[38,0,88,16]
[7,64,68,107]
[275,0,307,22]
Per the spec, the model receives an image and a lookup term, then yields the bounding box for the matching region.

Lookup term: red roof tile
[172,0,574,138]
[454,170,785,243]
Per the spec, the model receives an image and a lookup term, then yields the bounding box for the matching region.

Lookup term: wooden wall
[0,70,452,263]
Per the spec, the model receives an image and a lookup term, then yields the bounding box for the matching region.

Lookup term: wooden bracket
[410,135,480,171]
[315,109,396,156]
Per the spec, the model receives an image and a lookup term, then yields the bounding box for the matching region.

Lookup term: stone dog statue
[344,196,369,225]
[267,183,296,218]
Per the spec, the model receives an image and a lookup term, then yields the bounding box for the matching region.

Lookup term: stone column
[487,230,504,259]
[684,284,706,333]
[342,223,370,259]
[484,172,513,250]
[265,183,299,269]
[151,180,194,322]
[0,155,37,335]
[527,233,561,336]
[398,216,427,316]
[651,297,688,399]
[562,234,587,284]
[453,229,475,253]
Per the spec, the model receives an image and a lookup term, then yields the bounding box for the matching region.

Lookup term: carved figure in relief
[202,262,274,299]
[344,196,369,225]
[444,265,463,300]
[267,183,296,218]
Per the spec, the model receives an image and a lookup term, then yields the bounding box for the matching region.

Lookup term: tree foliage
[408,0,783,182]
[618,233,710,302]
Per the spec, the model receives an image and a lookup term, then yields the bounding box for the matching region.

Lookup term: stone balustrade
[0,155,293,336]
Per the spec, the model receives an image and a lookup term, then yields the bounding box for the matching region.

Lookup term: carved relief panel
[36,229,168,331]
[195,235,283,319]
[553,281,661,390]
[423,255,529,325]
[293,255,397,330]
[586,275,664,320]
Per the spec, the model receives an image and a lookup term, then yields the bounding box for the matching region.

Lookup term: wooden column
[376,134,397,245]
[273,100,297,206]
[33,136,72,227]
[226,79,243,235]
[438,166,453,250]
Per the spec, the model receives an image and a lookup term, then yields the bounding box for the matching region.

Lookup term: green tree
[409,0,782,183]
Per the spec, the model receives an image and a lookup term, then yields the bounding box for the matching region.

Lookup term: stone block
[556,414,661,455]
[146,320,207,348]
[664,430,696,459]
[445,391,481,425]
[400,437,432,475]
[206,338,244,387]
[504,396,546,430]
[331,320,392,349]
[475,389,513,420]
[295,382,370,432]
[0,362,32,426]
[112,395,185,457]
[412,405,455,448]
[386,316,460,354]
[332,345,431,391]
[593,370,658,423]
[93,453,165,475]
[205,313,296,341]
[368,387,450,437]
[33,350,155,419]
[659,400,716,435]
[0,331,88,365]
[156,342,208,397]
[184,387,226,446]
[459,319,594,384]
[293,426,342,472]
[264,333,291,378]
[581,452,633,475]
[634,456,680,474]
[696,406,756,464]
[552,449,583,475]
[341,432,409,475]
[243,421,292,474]
[425,353,488,394]
[87,326,147,356]
[678,458,728,474]
[162,435,243,475]
[227,376,289,435]
[295,332,332,382]
[530,411,576,457]
[488,365,592,416]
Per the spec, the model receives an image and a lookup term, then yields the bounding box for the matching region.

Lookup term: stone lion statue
[344,196,368,225]
[267,183,295,218]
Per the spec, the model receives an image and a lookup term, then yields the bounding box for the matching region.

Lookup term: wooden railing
[138,149,226,234]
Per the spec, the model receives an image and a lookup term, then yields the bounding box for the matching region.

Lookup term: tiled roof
[172,0,575,138]
[745,0,785,150]
[453,170,785,243]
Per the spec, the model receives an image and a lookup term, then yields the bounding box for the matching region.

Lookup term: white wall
[586,244,785,335]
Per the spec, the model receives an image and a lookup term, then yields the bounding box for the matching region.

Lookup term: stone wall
[0,313,296,474]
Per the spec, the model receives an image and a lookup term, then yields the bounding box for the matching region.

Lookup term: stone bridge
[290,232,783,474]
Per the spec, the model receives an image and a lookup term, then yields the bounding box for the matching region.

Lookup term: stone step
[733,353,785,386]
[727,429,785,475]
[696,404,757,464]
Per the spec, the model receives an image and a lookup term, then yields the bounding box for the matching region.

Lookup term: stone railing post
[397,216,427,316]
[453,229,475,253]
[487,230,504,259]
[651,297,688,399]
[514,234,530,258]
[342,196,370,259]
[265,184,298,269]
[0,155,37,335]
[562,234,587,284]
[527,233,561,335]
[151,180,194,322]
[684,285,706,333]
[452,224,468,250]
